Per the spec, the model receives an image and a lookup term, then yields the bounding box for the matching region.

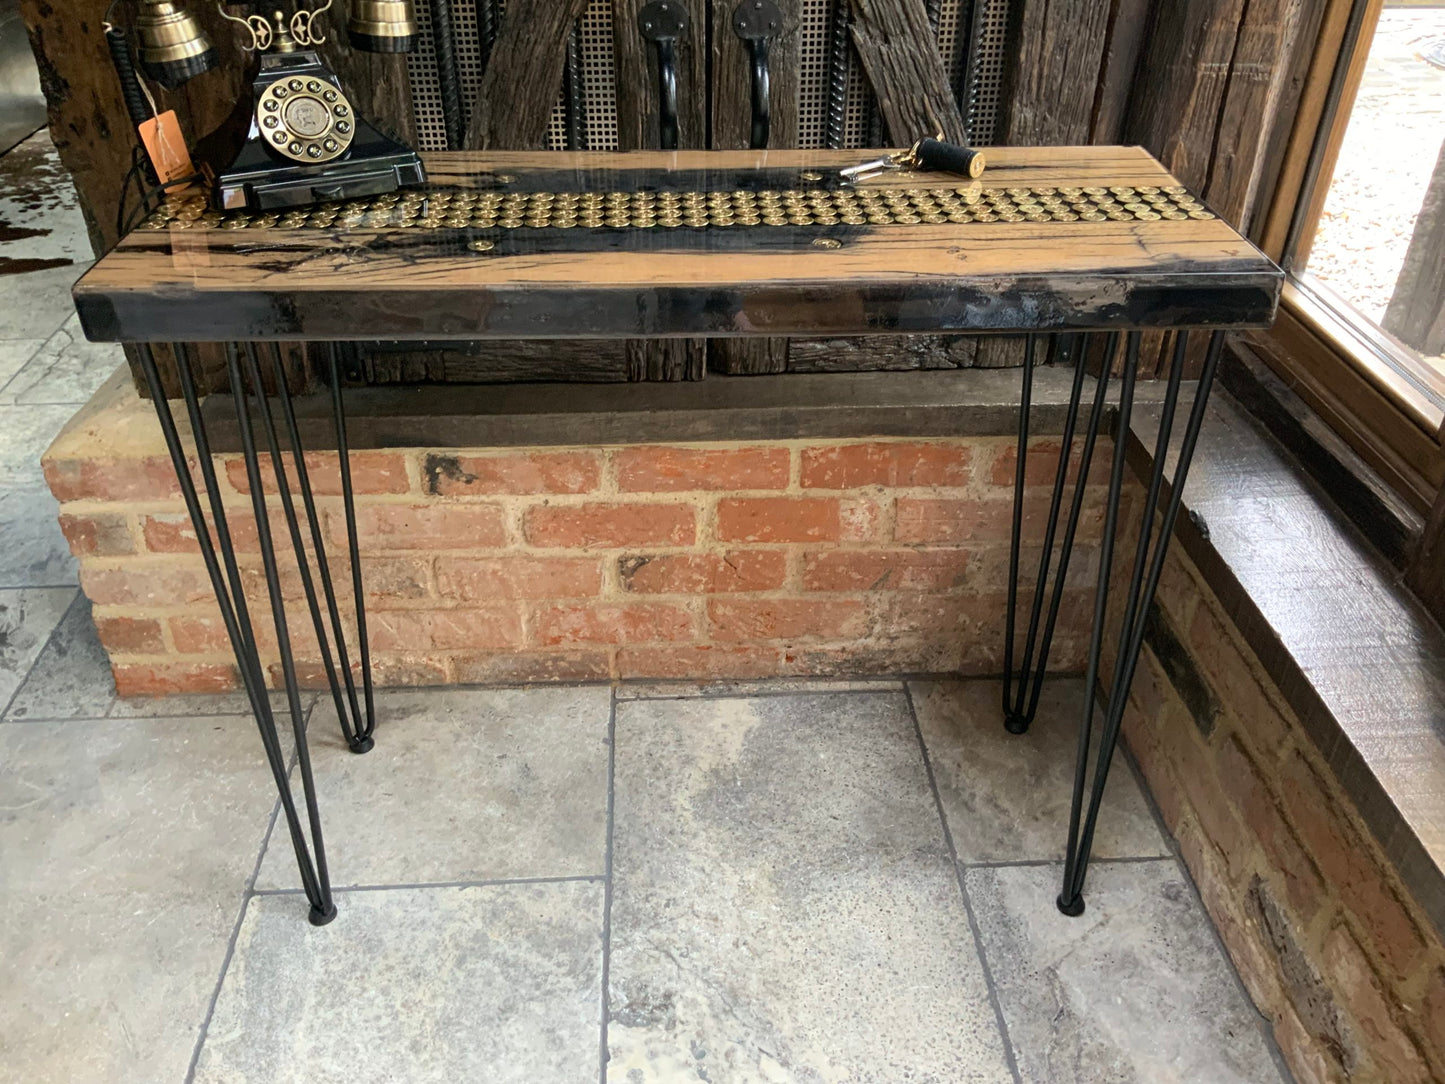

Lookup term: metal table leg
[1003,329,1225,916]
[135,341,378,925]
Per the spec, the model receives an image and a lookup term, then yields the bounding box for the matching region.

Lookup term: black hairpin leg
[134,341,378,925]
[1002,331,1117,735]
[1056,329,1222,916]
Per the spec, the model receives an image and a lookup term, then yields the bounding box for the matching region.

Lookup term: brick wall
[1112,544,1445,1083]
[44,385,1107,694]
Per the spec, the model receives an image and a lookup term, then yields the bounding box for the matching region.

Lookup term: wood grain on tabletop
[74,147,1282,344]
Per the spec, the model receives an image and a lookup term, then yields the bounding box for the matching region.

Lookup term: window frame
[1252,0,1445,516]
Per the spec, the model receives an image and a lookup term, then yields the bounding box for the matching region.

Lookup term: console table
[74,147,1282,925]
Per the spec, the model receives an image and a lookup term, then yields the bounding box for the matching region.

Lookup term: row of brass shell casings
[144,184,1217,230]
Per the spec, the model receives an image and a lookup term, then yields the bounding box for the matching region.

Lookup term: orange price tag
[139,111,195,187]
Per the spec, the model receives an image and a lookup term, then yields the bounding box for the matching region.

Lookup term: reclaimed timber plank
[465,0,592,149]
[848,0,965,144]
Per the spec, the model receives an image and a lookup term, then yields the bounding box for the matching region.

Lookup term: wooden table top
[74,147,1281,343]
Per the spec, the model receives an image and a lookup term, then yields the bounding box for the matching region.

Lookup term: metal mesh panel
[406,0,1006,153]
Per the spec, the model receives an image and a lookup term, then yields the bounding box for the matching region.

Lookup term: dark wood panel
[710,0,803,149]
[1203,0,1309,234]
[612,0,708,151]
[848,0,965,144]
[359,340,635,383]
[784,334,976,372]
[1090,0,1152,143]
[19,0,253,254]
[997,0,1111,145]
[1406,482,1445,624]
[464,0,592,149]
[320,23,417,147]
[1124,0,1247,194]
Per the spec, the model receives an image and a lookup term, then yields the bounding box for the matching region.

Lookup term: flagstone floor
[0,129,1293,1084]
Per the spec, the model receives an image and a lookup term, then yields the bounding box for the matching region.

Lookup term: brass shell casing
[347,1,418,53]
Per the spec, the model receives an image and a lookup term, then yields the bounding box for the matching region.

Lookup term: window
[1253,0,1445,518]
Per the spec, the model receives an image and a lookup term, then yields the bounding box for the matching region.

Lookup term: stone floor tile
[607,692,1013,1083]
[912,679,1169,862]
[108,687,305,718]
[0,403,83,487]
[0,131,93,266]
[255,686,611,890]
[0,586,75,710]
[0,337,43,393]
[4,592,116,719]
[966,861,1287,1084]
[0,715,282,1084]
[2,315,125,405]
[616,676,905,700]
[0,485,78,586]
[0,262,89,341]
[193,882,604,1084]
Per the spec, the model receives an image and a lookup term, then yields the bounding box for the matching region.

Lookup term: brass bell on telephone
[134,0,218,87]
[346,0,418,53]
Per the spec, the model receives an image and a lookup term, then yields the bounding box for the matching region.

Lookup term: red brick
[81,565,214,607]
[532,602,693,645]
[716,497,841,543]
[1161,719,1252,877]
[169,615,233,655]
[1277,751,1426,979]
[142,512,265,554]
[895,495,1104,545]
[44,455,187,503]
[226,451,410,496]
[1121,692,1187,833]
[426,451,600,496]
[988,439,1112,487]
[370,606,523,651]
[59,513,135,557]
[94,616,164,654]
[1319,924,1430,1084]
[436,556,603,600]
[453,650,612,684]
[338,504,507,551]
[1214,735,1324,920]
[615,446,788,492]
[616,643,780,679]
[1175,817,1284,1018]
[619,551,785,594]
[1188,603,1291,756]
[1273,1002,1339,1084]
[359,557,433,604]
[114,662,238,697]
[802,550,970,592]
[801,442,971,489]
[282,656,449,690]
[524,503,694,549]
[169,607,343,657]
[709,597,866,641]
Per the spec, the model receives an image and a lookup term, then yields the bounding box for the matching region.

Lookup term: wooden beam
[708,1,803,377]
[320,24,417,147]
[997,0,1111,145]
[1123,0,1248,193]
[1406,478,1445,624]
[710,0,803,150]
[1383,143,1445,357]
[613,0,708,151]
[1090,0,1152,143]
[465,0,591,149]
[1204,0,1312,234]
[848,0,965,144]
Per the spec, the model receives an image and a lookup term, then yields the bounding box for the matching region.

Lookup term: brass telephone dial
[255,70,356,163]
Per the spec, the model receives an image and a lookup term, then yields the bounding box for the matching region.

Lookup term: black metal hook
[638,1,688,150]
[733,0,781,150]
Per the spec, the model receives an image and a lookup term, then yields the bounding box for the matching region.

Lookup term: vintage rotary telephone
[107,1,425,215]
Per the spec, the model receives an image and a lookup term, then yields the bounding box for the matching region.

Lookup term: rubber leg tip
[1003,713,1031,735]
[309,901,339,927]
[348,735,375,755]
[1056,892,1086,917]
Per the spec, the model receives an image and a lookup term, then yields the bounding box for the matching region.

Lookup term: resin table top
[74,147,1282,343]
